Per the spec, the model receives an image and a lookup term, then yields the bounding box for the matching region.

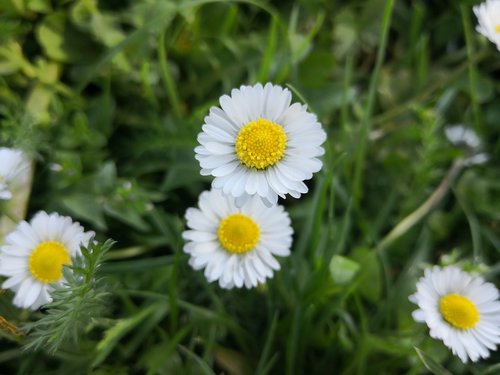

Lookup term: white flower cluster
[408,5,500,360]
[0,147,96,310]
[184,83,326,289]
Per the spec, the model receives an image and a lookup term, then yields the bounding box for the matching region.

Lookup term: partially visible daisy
[410,265,500,363]
[0,147,30,200]
[182,188,293,289]
[0,211,94,310]
[195,83,326,207]
[473,0,500,51]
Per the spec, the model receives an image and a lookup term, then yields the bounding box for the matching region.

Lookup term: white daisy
[0,147,30,200]
[195,83,327,207]
[473,0,500,51]
[0,211,94,310]
[182,188,293,289]
[410,265,500,363]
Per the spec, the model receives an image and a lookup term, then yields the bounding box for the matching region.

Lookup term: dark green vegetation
[1,0,500,374]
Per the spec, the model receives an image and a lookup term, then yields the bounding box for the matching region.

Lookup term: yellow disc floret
[217,214,260,254]
[28,241,71,283]
[439,293,479,329]
[235,118,287,169]
[495,24,500,33]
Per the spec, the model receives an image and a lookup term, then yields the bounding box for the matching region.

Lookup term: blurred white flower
[410,266,500,363]
[182,189,293,289]
[445,125,481,149]
[0,211,94,310]
[473,0,500,51]
[463,152,490,166]
[0,147,30,200]
[444,125,488,166]
[195,83,326,207]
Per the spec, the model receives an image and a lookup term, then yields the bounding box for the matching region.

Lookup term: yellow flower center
[495,24,500,33]
[235,118,287,169]
[28,241,71,283]
[217,214,260,254]
[439,293,479,329]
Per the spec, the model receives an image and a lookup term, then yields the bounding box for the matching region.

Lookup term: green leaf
[71,0,126,46]
[414,347,452,375]
[102,256,177,274]
[329,255,360,285]
[161,162,210,192]
[255,312,279,375]
[103,202,150,232]
[298,51,336,89]
[94,161,117,194]
[26,0,52,13]
[88,93,115,138]
[36,12,101,63]
[352,247,382,302]
[77,1,177,90]
[25,84,53,120]
[481,362,500,375]
[177,345,217,375]
[141,327,191,375]
[93,302,167,367]
[61,194,107,230]
[0,41,36,76]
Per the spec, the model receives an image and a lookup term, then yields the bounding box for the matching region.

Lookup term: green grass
[1,0,500,374]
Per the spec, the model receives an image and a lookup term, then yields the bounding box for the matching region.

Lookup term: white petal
[201,124,235,143]
[182,230,217,242]
[212,161,240,177]
[2,273,29,289]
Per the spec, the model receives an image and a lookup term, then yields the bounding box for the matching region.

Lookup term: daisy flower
[0,147,30,200]
[473,0,500,51]
[0,211,94,310]
[182,188,293,289]
[195,83,326,207]
[410,265,500,363]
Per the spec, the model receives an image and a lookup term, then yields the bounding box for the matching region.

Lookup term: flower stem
[378,159,464,250]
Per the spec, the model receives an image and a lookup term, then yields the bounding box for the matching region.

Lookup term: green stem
[352,0,395,206]
[460,4,482,130]
[378,159,464,250]
[158,29,182,118]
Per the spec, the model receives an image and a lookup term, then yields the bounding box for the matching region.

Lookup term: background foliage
[1,0,500,374]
